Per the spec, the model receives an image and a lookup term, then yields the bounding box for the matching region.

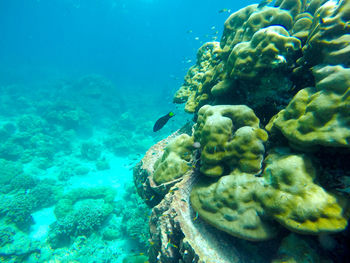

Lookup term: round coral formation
[153,134,194,185]
[194,105,268,177]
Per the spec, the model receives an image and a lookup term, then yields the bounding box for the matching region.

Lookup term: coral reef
[194,105,267,177]
[258,148,348,234]
[267,65,350,150]
[119,184,151,248]
[153,134,194,185]
[174,42,222,113]
[0,159,22,185]
[173,2,304,121]
[48,187,116,248]
[0,178,60,230]
[136,1,350,261]
[0,225,40,262]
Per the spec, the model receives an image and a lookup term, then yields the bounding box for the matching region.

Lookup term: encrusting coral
[301,0,350,67]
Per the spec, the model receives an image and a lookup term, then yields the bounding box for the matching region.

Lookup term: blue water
[0,0,258,262]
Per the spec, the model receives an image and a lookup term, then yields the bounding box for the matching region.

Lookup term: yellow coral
[153,134,194,185]
[191,173,279,241]
[258,149,349,234]
[303,0,350,66]
[194,105,268,177]
[227,25,301,79]
[173,42,222,113]
[222,5,294,54]
[267,65,350,150]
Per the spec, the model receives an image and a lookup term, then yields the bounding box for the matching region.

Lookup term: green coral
[173,4,304,120]
[119,184,150,248]
[194,105,268,177]
[49,187,116,247]
[0,159,23,185]
[191,173,279,241]
[0,178,59,230]
[267,65,350,150]
[190,105,276,241]
[173,42,222,113]
[258,149,349,234]
[153,134,194,185]
[226,25,301,80]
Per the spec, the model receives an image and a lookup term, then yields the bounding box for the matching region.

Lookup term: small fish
[193,212,199,221]
[153,112,175,132]
[194,37,199,40]
[187,30,193,33]
[211,26,216,30]
[150,195,155,201]
[218,8,231,13]
[166,239,178,249]
[258,0,273,9]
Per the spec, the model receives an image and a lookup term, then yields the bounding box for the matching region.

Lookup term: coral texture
[194,105,268,177]
[267,65,350,150]
[153,134,194,185]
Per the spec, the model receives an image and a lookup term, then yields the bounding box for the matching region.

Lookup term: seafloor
[0,74,185,262]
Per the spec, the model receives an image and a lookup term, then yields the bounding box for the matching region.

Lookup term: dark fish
[153,112,175,132]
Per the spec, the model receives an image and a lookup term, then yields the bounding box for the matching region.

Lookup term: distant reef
[134,0,350,262]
